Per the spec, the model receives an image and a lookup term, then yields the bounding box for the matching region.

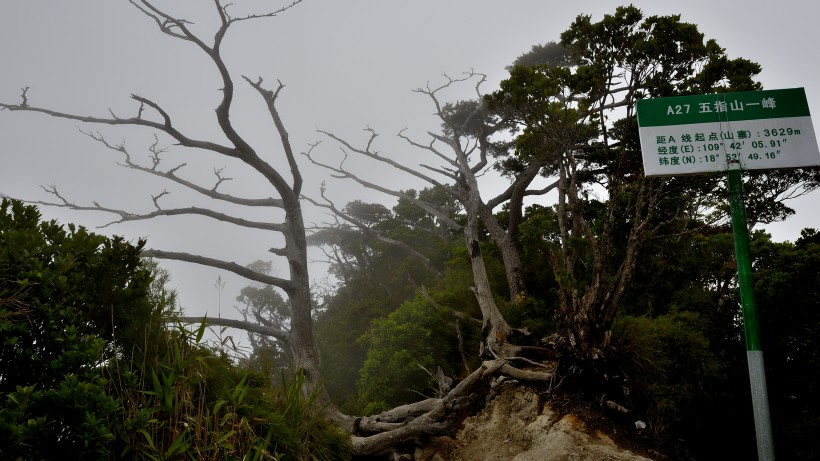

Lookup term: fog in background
[2,1,819,350]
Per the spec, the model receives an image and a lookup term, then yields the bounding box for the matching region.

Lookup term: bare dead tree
[0,2,558,456]
[0,0,345,424]
[308,72,563,359]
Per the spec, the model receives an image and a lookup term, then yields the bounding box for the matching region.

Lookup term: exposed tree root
[346,358,554,456]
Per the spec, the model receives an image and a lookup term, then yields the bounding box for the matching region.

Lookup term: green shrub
[0,200,352,460]
[611,312,725,441]
[0,199,147,459]
[357,295,458,414]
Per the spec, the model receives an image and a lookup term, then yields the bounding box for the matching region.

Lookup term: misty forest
[1,2,819,460]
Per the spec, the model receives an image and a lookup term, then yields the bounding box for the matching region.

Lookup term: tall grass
[110,319,351,460]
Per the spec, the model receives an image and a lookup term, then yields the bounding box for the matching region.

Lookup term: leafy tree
[233,260,293,377]
[484,6,817,376]
[0,198,153,458]
[356,295,460,414]
[752,229,820,461]
[309,7,819,456]
[602,217,820,459]
[312,190,461,414]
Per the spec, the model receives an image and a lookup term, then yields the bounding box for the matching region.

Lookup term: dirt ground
[415,380,665,461]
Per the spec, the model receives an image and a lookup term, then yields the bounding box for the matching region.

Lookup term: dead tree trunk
[310,74,567,357]
[0,0,340,419]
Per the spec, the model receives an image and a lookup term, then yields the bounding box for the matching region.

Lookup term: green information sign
[636,88,820,460]
[637,88,820,176]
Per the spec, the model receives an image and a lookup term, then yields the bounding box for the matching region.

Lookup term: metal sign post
[727,162,775,461]
[637,87,820,461]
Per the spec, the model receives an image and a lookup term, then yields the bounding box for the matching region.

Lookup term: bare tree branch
[397,128,458,169]
[178,316,289,344]
[302,191,443,277]
[143,249,296,294]
[319,129,455,193]
[219,0,303,24]
[31,184,285,231]
[303,145,464,232]
[212,167,232,191]
[243,76,303,195]
[78,129,284,207]
[151,190,169,210]
[0,94,240,157]
[19,86,29,107]
[313,73,521,355]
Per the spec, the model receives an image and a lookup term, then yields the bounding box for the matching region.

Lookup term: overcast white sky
[2,1,819,339]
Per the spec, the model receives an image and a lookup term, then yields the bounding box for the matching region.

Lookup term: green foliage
[271,372,352,460]
[0,198,148,459]
[313,190,460,414]
[507,204,561,336]
[315,285,393,414]
[559,5,761,98]
[314,249,441,414]
[609,227,820,459]
[118,323,351,461]
[433,246,483,320]
[498,294,553,339]
[234,260,291,378]
[752,229,820,461]
[508,41,572,69]
[315,194,558,415]
[356,296,461,414]
[621,229,738,319]
[0,200,350,460]
[611,313,725,444]
[478,6,814,384]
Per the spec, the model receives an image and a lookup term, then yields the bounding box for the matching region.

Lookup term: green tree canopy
[0,199,156,458]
